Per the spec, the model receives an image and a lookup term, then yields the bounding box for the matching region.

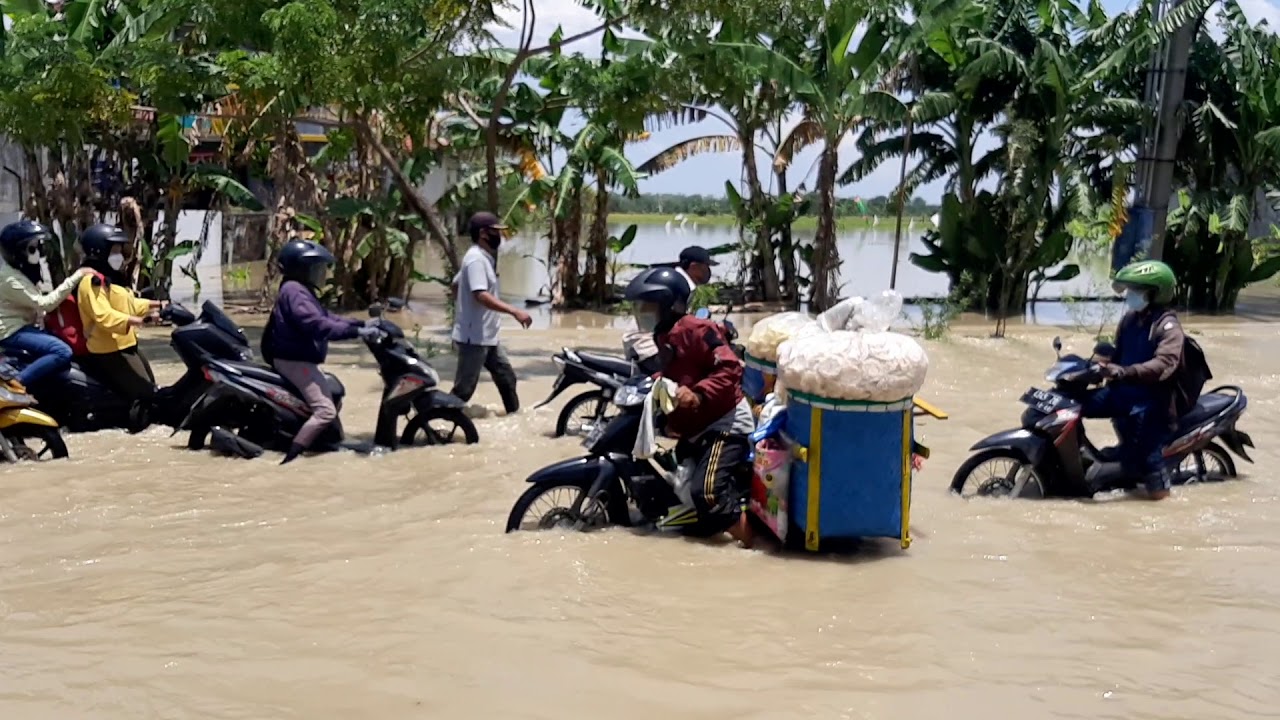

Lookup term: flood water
[1,305,1278,718]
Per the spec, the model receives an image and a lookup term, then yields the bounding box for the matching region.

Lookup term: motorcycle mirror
[368,303,384,318]
[1052,336,1062,355]
[386,297,406,311]
[695,308,711,319]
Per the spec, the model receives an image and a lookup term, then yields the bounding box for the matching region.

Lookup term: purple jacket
[263,280,361,364]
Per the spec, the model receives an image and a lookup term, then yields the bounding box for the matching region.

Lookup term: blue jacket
[263,280,361,364]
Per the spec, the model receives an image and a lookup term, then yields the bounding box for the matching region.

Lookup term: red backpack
[44,270,105,357]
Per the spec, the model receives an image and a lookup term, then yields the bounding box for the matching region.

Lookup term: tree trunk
[581,174,611,306]
[776,169,799,305]
[555,189,583,307]
[740,131,780,302]
[809,146,841,311]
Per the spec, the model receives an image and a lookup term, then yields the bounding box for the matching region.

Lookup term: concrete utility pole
[1119,0,1202,268]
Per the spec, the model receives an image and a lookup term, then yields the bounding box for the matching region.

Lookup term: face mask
[1124,289,1149,312]
[485,230,502,252]
[107,253,125,271]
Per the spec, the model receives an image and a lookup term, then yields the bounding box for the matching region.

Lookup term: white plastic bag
[850,290,904,332]
[777,330,929,402]
[745,312,818,362]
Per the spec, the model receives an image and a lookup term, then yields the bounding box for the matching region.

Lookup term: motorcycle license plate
[1020,387,1069,414]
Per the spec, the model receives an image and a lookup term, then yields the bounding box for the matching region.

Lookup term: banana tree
[1162,1,1280,311]
[719,0,903,309]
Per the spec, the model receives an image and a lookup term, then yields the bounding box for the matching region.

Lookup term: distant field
[608,213,935,232]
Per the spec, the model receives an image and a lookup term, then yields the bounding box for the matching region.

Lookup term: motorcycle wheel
[951,448,1045,498]
[6,426,69,461]
[505,481,615,533]
[554,389,610,438]
[400,407,479,446]
[1179,442,1237,484]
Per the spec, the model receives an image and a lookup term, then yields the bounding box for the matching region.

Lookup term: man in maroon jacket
[625,267,756,546]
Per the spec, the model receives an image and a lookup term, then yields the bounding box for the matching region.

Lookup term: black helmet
[0,220,52,281]
[625,266,691,334]
[277,240,335,288]
[79,223,130,263]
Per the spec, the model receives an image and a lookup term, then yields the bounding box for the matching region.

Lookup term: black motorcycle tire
[553,390,610,438]
[505,480,623,533]
[1186,442,1236,483]
[6,426,69,460]
[950,448,1038,497]
[400,407,479,446]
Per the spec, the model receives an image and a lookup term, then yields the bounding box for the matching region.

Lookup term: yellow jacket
[76,274,151,354]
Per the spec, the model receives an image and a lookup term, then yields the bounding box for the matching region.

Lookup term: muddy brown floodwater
[1,308,1278,720]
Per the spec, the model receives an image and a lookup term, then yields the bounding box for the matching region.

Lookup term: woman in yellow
[75,224,163,403]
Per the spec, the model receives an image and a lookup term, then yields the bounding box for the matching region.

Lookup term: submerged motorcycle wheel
[951,448,1046,499]
[400,408,479,446]
[4,426,69,461]
[553,390,611,438]
[505,482,613,533]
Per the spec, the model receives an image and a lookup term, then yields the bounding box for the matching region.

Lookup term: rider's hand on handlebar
[357,325,382,340]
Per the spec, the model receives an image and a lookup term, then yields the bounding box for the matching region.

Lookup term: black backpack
[1174,334,1212,416]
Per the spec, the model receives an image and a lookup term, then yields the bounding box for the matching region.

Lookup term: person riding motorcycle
[75,224,164,407]
[625,266,756,545]
[0,220,88,389]
[1087,260,1185,501]
[262,239,378,465]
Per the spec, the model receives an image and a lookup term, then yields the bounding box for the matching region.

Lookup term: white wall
[164,210,224,308]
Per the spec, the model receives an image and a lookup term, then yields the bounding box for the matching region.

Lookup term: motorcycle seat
[215,361,346,400]
[576,351,633,377]
[1175,392,1233,433]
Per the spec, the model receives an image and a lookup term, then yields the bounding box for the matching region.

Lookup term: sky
[486,0,1280,203]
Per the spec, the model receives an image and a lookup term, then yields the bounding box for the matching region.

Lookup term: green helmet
[1113,259,1176,304]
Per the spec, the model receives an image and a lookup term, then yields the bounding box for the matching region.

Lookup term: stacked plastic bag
[774,291,929,403]
[744,312,822,362]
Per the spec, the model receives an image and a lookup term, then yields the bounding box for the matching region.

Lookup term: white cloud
[1239,0,1280,27]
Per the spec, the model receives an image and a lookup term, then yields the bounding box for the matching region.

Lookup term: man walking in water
[451,211,532,414]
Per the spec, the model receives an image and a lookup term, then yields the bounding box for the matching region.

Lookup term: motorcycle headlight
[614,384,648,408]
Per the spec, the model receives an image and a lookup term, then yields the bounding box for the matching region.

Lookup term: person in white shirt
[450,212,531,413]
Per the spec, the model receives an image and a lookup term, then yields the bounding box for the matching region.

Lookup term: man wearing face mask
[0,221,90,389]
[450,211,531,414]
[624,266,756,546]
[1086,260,1185,501]
[74,224,164,405]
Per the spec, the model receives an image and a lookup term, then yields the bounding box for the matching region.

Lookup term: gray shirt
[452,245,501,346]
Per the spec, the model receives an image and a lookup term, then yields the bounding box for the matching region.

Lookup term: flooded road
[1,311,1278,719]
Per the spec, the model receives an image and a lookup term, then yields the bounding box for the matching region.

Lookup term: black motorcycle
[535,309,744,439]
[508,375,716,533]
[0,300,252,433]
[534,347,635,438]
[951,337,1254,499]
[182,303,477,458]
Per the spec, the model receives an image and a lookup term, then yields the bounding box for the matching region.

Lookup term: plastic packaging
[745,312,818,362]
[817,290,904,333]
[776,330,929,402]
[750,438,791,541]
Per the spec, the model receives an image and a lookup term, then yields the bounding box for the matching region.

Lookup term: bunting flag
[853,196,870,215]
